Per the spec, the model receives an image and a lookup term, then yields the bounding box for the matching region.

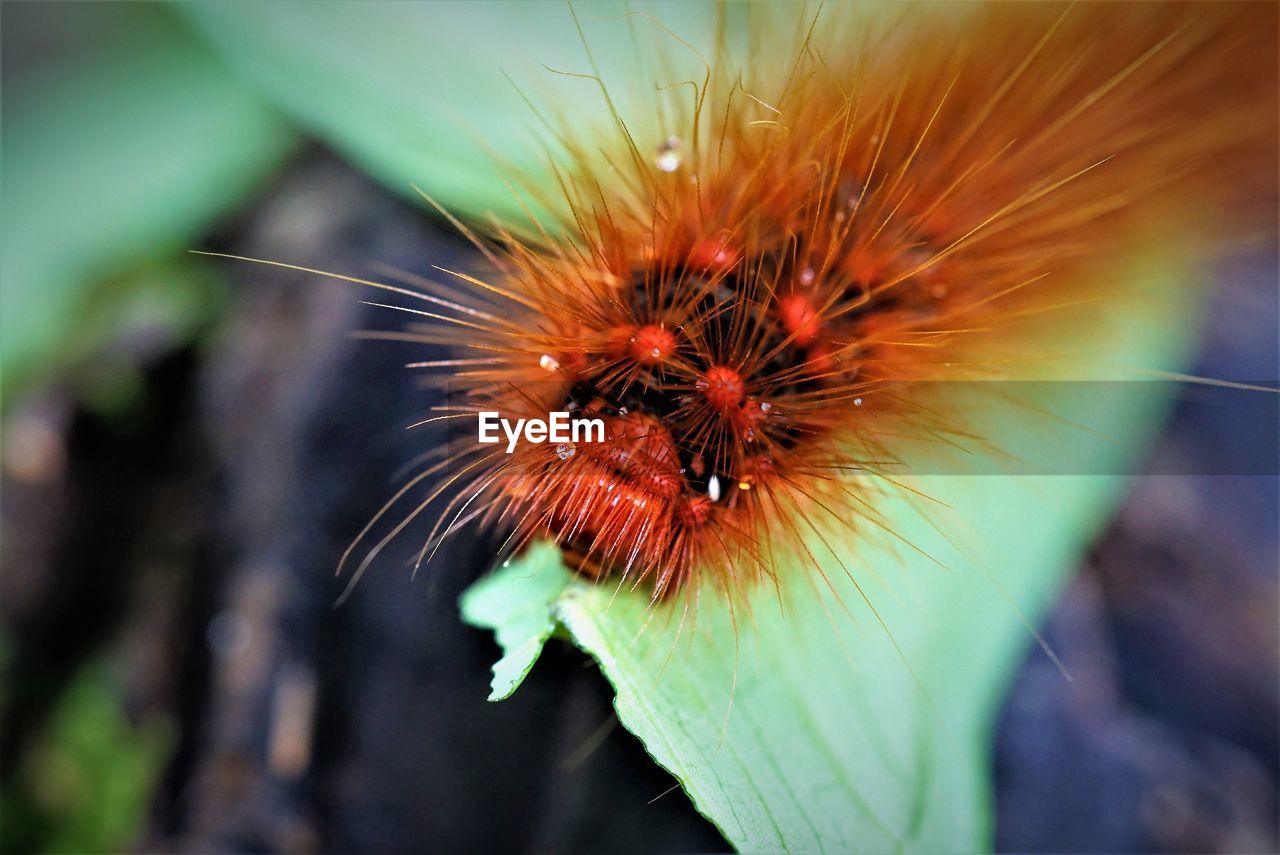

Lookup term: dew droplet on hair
[654,136,683,172]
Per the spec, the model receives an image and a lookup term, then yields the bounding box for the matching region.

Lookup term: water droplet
[654,136,683,172]
[759,401,773,413]
[799,267,815,286]
[853,397,864,407]
[708,475,723,502]
[556,443,575,460]
[539,354,560,372]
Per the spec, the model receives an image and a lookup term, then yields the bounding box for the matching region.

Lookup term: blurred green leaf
[181,1,718,219]
[69,256,231,418]
[464,262,1198,852]
[0,664,172,854]
[0,6,295,403]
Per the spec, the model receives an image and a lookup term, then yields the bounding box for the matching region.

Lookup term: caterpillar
[217,2,1277,608]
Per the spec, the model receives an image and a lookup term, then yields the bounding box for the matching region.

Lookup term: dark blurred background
[1,4,1276,853]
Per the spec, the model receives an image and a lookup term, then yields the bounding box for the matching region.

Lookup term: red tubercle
[629,324,679,366]
[688,235,741,271]
[699,365,746,413]
[778,293,822,347]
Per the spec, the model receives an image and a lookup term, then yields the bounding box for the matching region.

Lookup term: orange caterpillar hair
[350,3,1275,603]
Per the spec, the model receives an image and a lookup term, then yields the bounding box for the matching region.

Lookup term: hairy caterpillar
[213,2,1276,609]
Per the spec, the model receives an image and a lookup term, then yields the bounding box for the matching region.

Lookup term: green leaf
[66,256,232,417]
[462,553,573,701]
[0,6,295,402]
[180,1,719,219]
[0,662,172,854]
[463,260,1198,852]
